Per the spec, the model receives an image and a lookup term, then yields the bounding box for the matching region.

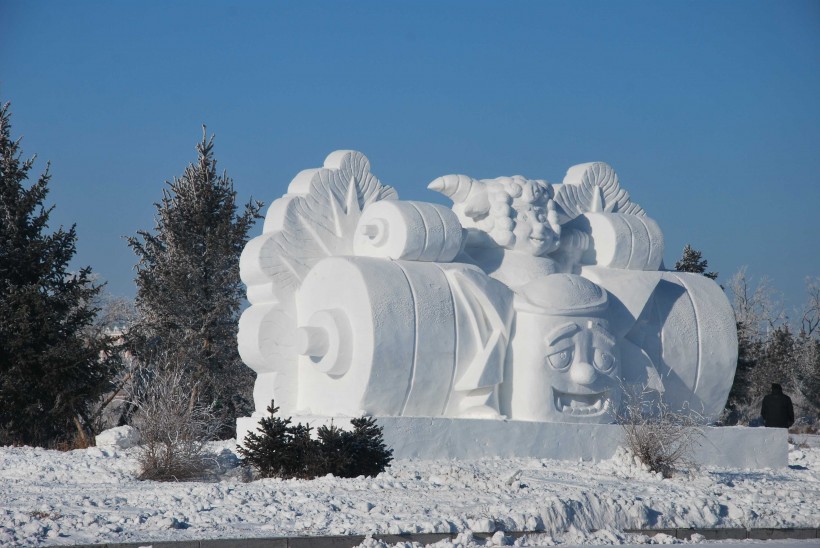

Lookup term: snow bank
[95,426,140,449]
[1,437,818,547]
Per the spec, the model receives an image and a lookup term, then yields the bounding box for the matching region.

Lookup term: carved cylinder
[353,200,463,262]
[295,256,458,417]
[575,213,664,271]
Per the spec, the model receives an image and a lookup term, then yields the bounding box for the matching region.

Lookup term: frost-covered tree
[0,102,117,447]
[794,333,820,411]
[794,278,820,412]
[83,291,139,431]
[723,268,782,423]
[724,269,820,423]
[674,244,718,280]
[127,129,262,437]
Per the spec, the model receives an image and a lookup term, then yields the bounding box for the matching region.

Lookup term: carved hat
[515,273,609,316]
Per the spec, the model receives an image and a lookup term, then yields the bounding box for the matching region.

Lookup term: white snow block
[378,418,786,469]
[95,426,140,449]
[236,417,787,469]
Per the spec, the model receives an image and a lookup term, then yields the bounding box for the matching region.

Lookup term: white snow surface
[1,436,819,547]
[94,425,140,449]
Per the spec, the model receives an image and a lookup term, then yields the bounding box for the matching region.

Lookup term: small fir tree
[237,401,320,479]
[345,417,393,477]
[315,423,354,476]
[0,102,117,447]
[286,422,320,479]
[127,129,262,437]
[674,244,718,280]
[239,402,392,479]
[236,402,292,477]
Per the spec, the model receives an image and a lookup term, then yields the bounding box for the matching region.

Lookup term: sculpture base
[236,416,787,469]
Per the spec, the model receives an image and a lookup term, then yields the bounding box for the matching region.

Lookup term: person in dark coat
[761,383,795,428]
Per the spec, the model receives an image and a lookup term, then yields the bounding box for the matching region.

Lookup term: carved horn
[428,174,481,203]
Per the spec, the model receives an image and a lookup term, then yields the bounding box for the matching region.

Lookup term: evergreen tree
[346,416,393,477]
[238,401,320,479]
[127,128,262,436]
[760,326,796,393]
[0,102,116,447]
[674,244,718,280]
[239,402,392,479]
[723,321,762,423]
[238,402,292,477]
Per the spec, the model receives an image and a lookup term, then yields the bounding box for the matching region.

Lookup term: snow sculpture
[505,274,623,422]
[238,151,737,430]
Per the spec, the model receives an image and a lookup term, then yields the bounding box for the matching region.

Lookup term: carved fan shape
[260,151,397,298]
[554,162,645,221]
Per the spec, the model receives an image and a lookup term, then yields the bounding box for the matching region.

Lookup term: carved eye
[593,348,616,373]
[546,349,573,370]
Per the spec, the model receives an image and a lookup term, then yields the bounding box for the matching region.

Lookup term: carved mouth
[552,388,610,417]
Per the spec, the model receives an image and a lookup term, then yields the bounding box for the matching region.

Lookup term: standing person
[761,383,795,428]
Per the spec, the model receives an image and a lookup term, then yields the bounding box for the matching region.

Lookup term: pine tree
[239,403,393,479]
[127,128,262,437]
[0,102,116,447]
[723,321,762,423]
[238,401,320,479]
[314,418,393,478]
[674,244,718,280]
[238,402,292,477]
[754,326,797,408]
[346,416,393,477]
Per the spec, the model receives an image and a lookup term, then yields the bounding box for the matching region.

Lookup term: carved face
[504,273,623,423]
[507,304,622,424]
[468,177,560,256]
[540,316,621,422]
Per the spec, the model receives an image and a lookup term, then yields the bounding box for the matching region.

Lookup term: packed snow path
[1,437,819,546]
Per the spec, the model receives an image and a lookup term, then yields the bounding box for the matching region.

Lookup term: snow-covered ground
[1,434,819,547]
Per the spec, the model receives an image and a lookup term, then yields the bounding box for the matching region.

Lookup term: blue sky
[2,0,818,315]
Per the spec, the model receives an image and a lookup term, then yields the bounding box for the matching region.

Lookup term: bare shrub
[613,385,704,478]
[131,366,222,481]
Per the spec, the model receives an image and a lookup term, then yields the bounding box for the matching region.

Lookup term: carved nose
[570,361,597,385]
